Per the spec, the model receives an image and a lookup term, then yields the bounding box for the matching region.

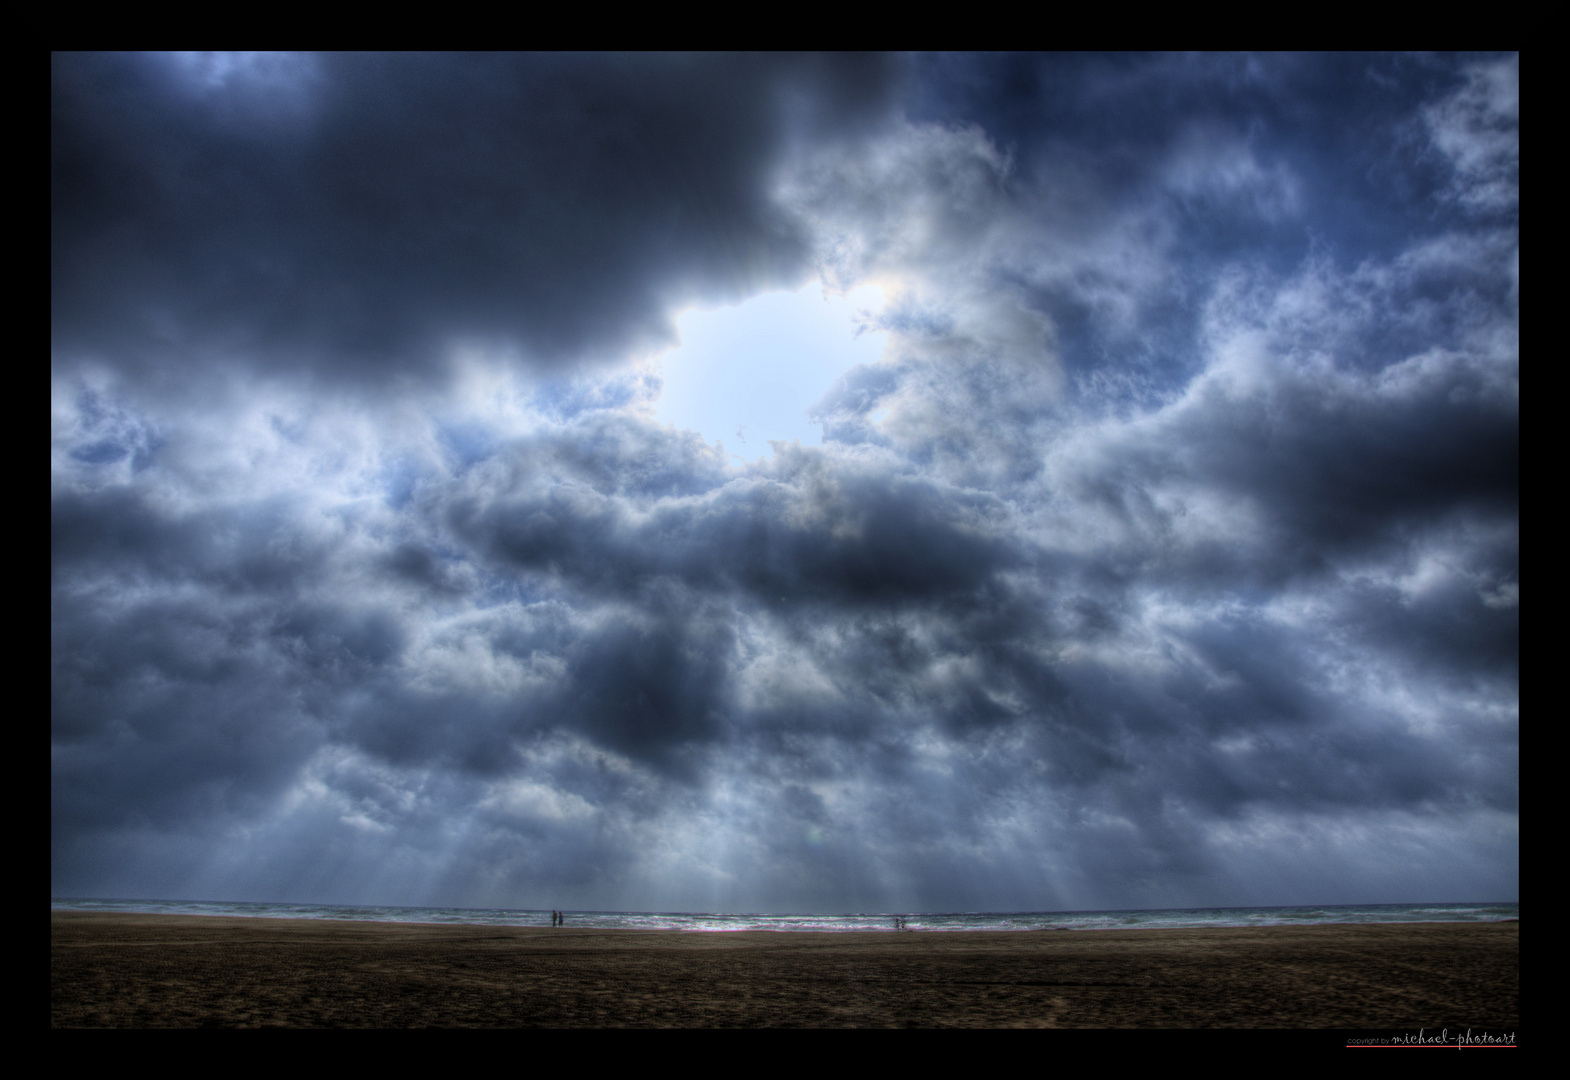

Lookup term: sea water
[51,897,1518,931]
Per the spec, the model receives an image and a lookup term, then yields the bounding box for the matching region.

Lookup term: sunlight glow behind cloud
[653,282,887,460]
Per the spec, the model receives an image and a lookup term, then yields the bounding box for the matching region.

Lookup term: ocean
[51,897,1518,932]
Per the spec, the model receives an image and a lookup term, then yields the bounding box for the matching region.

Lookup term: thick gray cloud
[53,52,903,384]
[53,54,1516,913]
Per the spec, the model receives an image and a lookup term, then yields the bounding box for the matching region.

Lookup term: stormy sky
[52,53,1518,913]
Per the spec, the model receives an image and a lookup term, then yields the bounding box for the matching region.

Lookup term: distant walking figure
[551,909,559,927]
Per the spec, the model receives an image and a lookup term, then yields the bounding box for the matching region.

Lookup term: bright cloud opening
[653,282,887,461]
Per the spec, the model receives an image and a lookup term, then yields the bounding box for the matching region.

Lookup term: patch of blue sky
[653,281,887,462]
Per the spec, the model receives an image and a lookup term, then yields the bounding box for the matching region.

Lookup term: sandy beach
[51,912,1518,1028]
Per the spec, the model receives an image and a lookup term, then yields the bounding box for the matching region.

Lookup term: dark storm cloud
[1057,337,1518,587]
[446,441,1017,608]
[894,53,1517,400]
[53,54,1516,912]
[52,52,904,384]
[909,53,1497,256]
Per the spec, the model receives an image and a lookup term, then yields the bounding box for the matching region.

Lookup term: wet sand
[51,911,1518,1028]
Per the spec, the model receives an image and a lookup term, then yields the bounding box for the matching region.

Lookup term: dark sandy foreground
[51,912,1518,1028]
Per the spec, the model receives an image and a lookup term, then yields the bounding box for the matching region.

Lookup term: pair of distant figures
[551,910,566,926]
[894,916,910,931]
